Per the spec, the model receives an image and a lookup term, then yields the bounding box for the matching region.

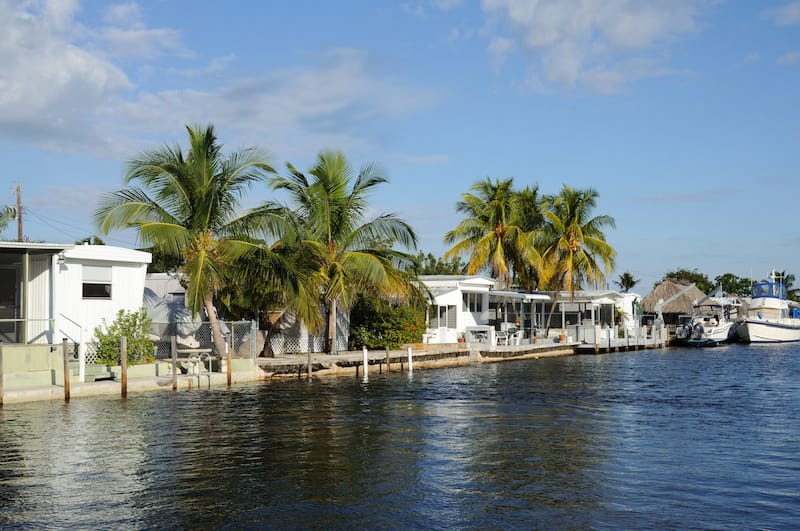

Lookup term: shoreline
[0,341,577,405]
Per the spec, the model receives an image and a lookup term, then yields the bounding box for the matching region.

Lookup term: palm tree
[75,235,105,245]
[0,206,16,237]
[444,178,540,290]
[539,185,616,330]
[772,270,799,301]
[614,271,639,292]
[510,183,546,291]
[95,124,277,355]
[263,150,419,354]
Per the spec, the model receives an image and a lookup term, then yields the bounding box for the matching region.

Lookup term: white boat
[737,276,800,343]
[674,298,740,346]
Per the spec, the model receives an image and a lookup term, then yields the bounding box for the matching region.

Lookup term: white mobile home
[419,275,644,346]
[421,275,550,345]
[0,242,151,346]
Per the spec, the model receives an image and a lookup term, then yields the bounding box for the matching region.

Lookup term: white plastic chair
[496,330,508,345]
[511,330,524,345]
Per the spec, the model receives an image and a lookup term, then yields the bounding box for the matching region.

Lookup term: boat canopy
[751,282,786,299]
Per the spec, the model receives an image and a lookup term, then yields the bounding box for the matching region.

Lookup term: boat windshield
[751,282,786,299]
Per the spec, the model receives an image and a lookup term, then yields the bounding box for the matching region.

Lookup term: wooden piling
[62,338,70,402]
[226,333,232,388]
[121,336,128,399]
[171,336,177,391]
[0,342,4,407]
[385,348,391,372]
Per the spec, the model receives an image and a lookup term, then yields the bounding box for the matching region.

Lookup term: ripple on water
[0,343,798,529]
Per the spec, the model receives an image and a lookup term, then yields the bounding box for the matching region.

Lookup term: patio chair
[495,330,508,345]
[511,330,524,345]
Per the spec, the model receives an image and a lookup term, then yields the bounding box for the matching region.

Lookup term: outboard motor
[692,322,704,339]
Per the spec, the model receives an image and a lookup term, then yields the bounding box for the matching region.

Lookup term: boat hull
[674,320,737,346]
[737,319,800,343]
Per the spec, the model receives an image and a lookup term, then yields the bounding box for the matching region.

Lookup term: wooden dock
[571,324,668,354]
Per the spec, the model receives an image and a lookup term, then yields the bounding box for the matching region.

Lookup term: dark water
[1,343,799,530]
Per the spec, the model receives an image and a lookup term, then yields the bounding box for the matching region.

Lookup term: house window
[83,265,112,299]
[462,292,483,313]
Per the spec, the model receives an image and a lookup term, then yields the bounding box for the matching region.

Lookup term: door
[0,265,19,342]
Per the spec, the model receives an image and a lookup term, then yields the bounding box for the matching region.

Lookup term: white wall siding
[54,246,151,345]
[26,255,52,343]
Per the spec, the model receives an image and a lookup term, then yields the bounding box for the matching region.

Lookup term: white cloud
[206,54,237,73]
[95,49,440,160]
[99,25,184,58]
[762,2,800,26]
[0,0,131,151]
[480,0,706,92]
[448,27,461,43]
[401,3,425,17]
[777,50,800,65]
[488,36,513,70]
[0,2,438,163]
[103,2,142,25]
[743,52,761,63]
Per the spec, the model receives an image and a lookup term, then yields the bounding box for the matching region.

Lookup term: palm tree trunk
[326,297,338,354]
[544,289,560,335]
[204,294,228,357]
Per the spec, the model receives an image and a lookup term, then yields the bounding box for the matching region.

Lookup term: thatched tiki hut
[641,278,707,326]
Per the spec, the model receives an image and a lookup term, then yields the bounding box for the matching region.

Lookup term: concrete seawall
[1,341,577,405]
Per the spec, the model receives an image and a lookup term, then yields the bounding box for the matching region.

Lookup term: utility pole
[16,185,22,242]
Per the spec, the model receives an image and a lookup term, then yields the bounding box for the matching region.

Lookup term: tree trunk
[327,298,338,354]
[204,294,228,357]
[544,289,560,335]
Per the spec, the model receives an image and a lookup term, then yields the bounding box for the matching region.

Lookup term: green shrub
[93,308,155,366]
[349,296,425,350]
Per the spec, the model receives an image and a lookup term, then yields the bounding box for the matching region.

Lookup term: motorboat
[736,275,800,343]
[674,298,740,347]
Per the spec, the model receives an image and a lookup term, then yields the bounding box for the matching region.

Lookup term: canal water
[1,343,798,529]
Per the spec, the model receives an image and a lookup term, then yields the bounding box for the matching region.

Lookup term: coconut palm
[444,178,540,290]
[510,184,546,291]
[263,150,419,354]
[95,124,278,355]
[614,271,640,292]
[0,206,16,236]
[772,270,799,301]
[539,185,616,330]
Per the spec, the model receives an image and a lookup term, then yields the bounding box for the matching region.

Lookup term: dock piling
[62,338,70,402]
[0,341,4,407]
[226,333,232,388]
[171,336,177,391]
[121,336,128,399]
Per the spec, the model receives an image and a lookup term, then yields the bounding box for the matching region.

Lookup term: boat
[736,274,800,343]
[674,298,741,347]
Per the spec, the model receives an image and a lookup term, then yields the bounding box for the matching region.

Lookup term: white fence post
[78,327,86,383]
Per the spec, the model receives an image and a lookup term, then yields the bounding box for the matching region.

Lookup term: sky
[1,0,799,291]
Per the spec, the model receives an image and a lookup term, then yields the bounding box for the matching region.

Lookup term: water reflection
[0,343,798,529]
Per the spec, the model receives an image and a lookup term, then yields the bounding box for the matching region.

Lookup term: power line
[23,207,138,247]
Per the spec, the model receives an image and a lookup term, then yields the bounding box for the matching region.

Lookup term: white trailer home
[420,275,551,345]
[0,242,151,346]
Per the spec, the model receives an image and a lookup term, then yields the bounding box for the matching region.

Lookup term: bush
[349,296,425,350]
[94,309,155,366]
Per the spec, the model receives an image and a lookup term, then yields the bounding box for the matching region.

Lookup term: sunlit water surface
[1,343,799,529]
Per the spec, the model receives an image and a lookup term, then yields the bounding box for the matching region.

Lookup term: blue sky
[1,0,799,290]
